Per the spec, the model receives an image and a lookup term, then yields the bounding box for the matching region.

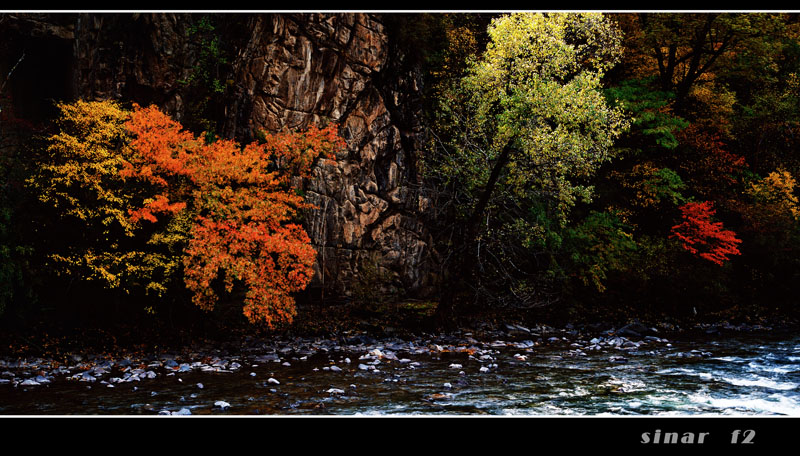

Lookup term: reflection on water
[1,331,799,415]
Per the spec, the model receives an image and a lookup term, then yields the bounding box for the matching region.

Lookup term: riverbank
[2,296,797,361]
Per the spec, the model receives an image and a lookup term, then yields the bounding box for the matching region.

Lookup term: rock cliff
[1,13,434,300]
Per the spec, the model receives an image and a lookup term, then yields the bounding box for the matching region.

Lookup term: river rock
[215,401,231,409]
[80,371,97,382]
[254,354,280,363]
[617,322,656,338]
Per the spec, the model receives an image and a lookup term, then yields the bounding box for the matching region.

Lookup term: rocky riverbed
[1,320,797,415]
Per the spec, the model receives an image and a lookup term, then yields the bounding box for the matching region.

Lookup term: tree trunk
[434,143,513,327]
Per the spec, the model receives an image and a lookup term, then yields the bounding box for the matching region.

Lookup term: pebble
[214,401,231,409]
[329,365,342,372]
[197,383,204,389]
[426,392,452,401]
[326,388,345,394]
[267,377,280,385]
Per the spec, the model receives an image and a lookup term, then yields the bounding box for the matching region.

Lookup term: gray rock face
[3,12,433,299]
[225,14,432,298]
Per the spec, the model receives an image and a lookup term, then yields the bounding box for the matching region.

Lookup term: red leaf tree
[670,201,742,266]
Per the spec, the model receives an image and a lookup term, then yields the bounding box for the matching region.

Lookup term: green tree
[561,210,638,293]
[427,13,629,321]
[619,13,784,114]
[180,14,231,141]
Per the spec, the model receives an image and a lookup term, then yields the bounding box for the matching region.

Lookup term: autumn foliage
[174,120,343,327]
[743,169,800,233]
[31,100,344,327]
[670,201,742,266]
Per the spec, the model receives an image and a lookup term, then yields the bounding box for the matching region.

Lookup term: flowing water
[1,329,799,415]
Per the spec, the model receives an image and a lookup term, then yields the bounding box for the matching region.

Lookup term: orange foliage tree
[182,125,343,326]
[124,104,344,327]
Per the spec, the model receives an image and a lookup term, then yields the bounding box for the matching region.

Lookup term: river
[1,325,799,415]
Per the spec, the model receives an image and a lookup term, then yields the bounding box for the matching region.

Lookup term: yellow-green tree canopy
[431,12,629,231]
[429,13,630,315]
